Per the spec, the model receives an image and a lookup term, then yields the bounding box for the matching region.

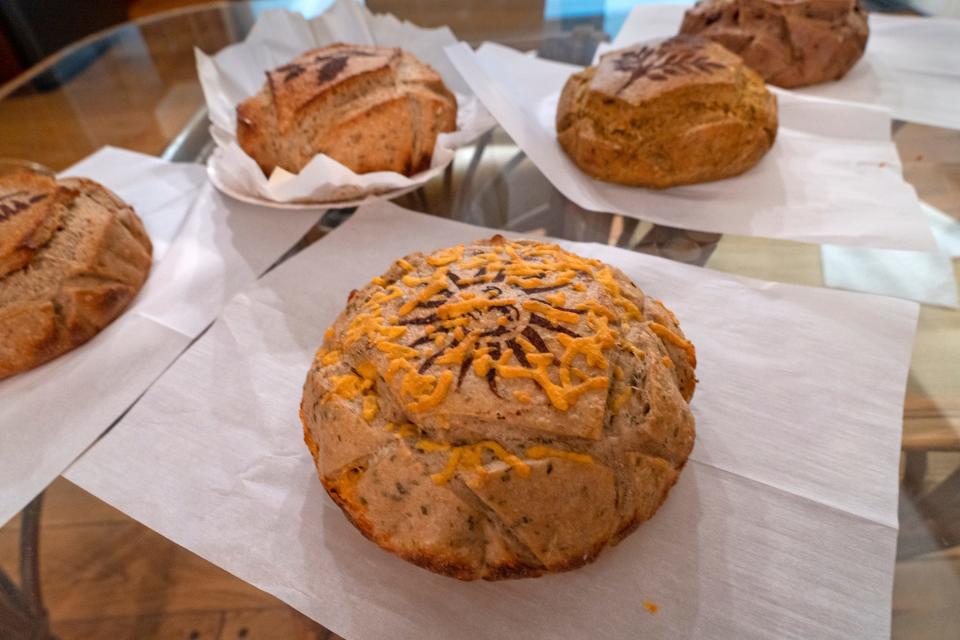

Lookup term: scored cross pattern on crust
[276,49,379,84]
[0,191,47,222]
[612,41,725,94]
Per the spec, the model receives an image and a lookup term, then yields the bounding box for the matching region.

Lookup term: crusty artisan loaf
[0,172,152,380]
[680,0,869,88]
[301,236,697,580]
[237,43,458,177]
[556,35,777,189]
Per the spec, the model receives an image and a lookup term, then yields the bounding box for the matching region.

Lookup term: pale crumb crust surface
[680,0,869,88]
[555,35,778,189]
[237,43,457,176]
[0,173,152,380]
[301,236,697,580]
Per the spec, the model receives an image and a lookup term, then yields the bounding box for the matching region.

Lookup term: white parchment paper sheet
[197,0,494,205]
[0,147,321,525]
[66,202,918,639]
[604,5,960,131]
[444,41,936,252]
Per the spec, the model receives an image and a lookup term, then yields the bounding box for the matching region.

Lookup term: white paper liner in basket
[196,0,495,207]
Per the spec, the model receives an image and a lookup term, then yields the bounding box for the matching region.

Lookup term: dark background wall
[0,28,21,83]
[0,0,132,84]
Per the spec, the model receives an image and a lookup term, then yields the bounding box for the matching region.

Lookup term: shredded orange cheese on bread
[649,322,697,366]
[319,237,689,439]
[416,439,532,485]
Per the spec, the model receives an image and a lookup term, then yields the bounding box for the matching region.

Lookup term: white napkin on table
[66,201,917,639]
[0,147,322,526]
[444,41,936,252]
[197,0,495,205]
[602,5,960,131]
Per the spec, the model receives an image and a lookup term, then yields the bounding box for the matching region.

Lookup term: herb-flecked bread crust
[300,236,697,580]
[237,43,457,177]
[680,0,869,88]
[556,35,777,189]
[0,173,152,380]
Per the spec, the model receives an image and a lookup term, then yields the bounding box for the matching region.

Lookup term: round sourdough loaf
[0,172,152,380]
[680,0,869,88]
[237,43,458,177]
[556,35,777,189]
[300,236,697,580]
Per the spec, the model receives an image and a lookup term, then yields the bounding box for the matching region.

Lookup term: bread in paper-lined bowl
[237,44,458,179]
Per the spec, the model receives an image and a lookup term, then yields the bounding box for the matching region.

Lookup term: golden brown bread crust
[0,174,152,380]
[237,43,458,176]
[556,35,777,189]
[680,0,869,88]
[301,236,697,580]
[0,172,67,278]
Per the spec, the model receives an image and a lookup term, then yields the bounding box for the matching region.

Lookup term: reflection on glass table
[0,1,956,639]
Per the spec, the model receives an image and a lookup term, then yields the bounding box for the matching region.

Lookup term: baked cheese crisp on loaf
[301,236,697,580]
[556,35,777,189]
[237,44,457,177]
[0,172,152,380]
[680,0,869,88]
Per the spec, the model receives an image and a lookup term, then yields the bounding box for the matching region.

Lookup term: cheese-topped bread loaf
[0,172,152,379]
[301,236,697,580]
[556,35,777,188]
[680,0,869,88]
[237,43,458,177]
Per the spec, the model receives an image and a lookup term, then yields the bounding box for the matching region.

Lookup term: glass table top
[0,1,957,638]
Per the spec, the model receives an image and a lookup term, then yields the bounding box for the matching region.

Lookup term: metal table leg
[0,493,55,640]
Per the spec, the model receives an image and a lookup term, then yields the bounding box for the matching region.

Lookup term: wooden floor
[894,452,960,639]
[0,478,341,640]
